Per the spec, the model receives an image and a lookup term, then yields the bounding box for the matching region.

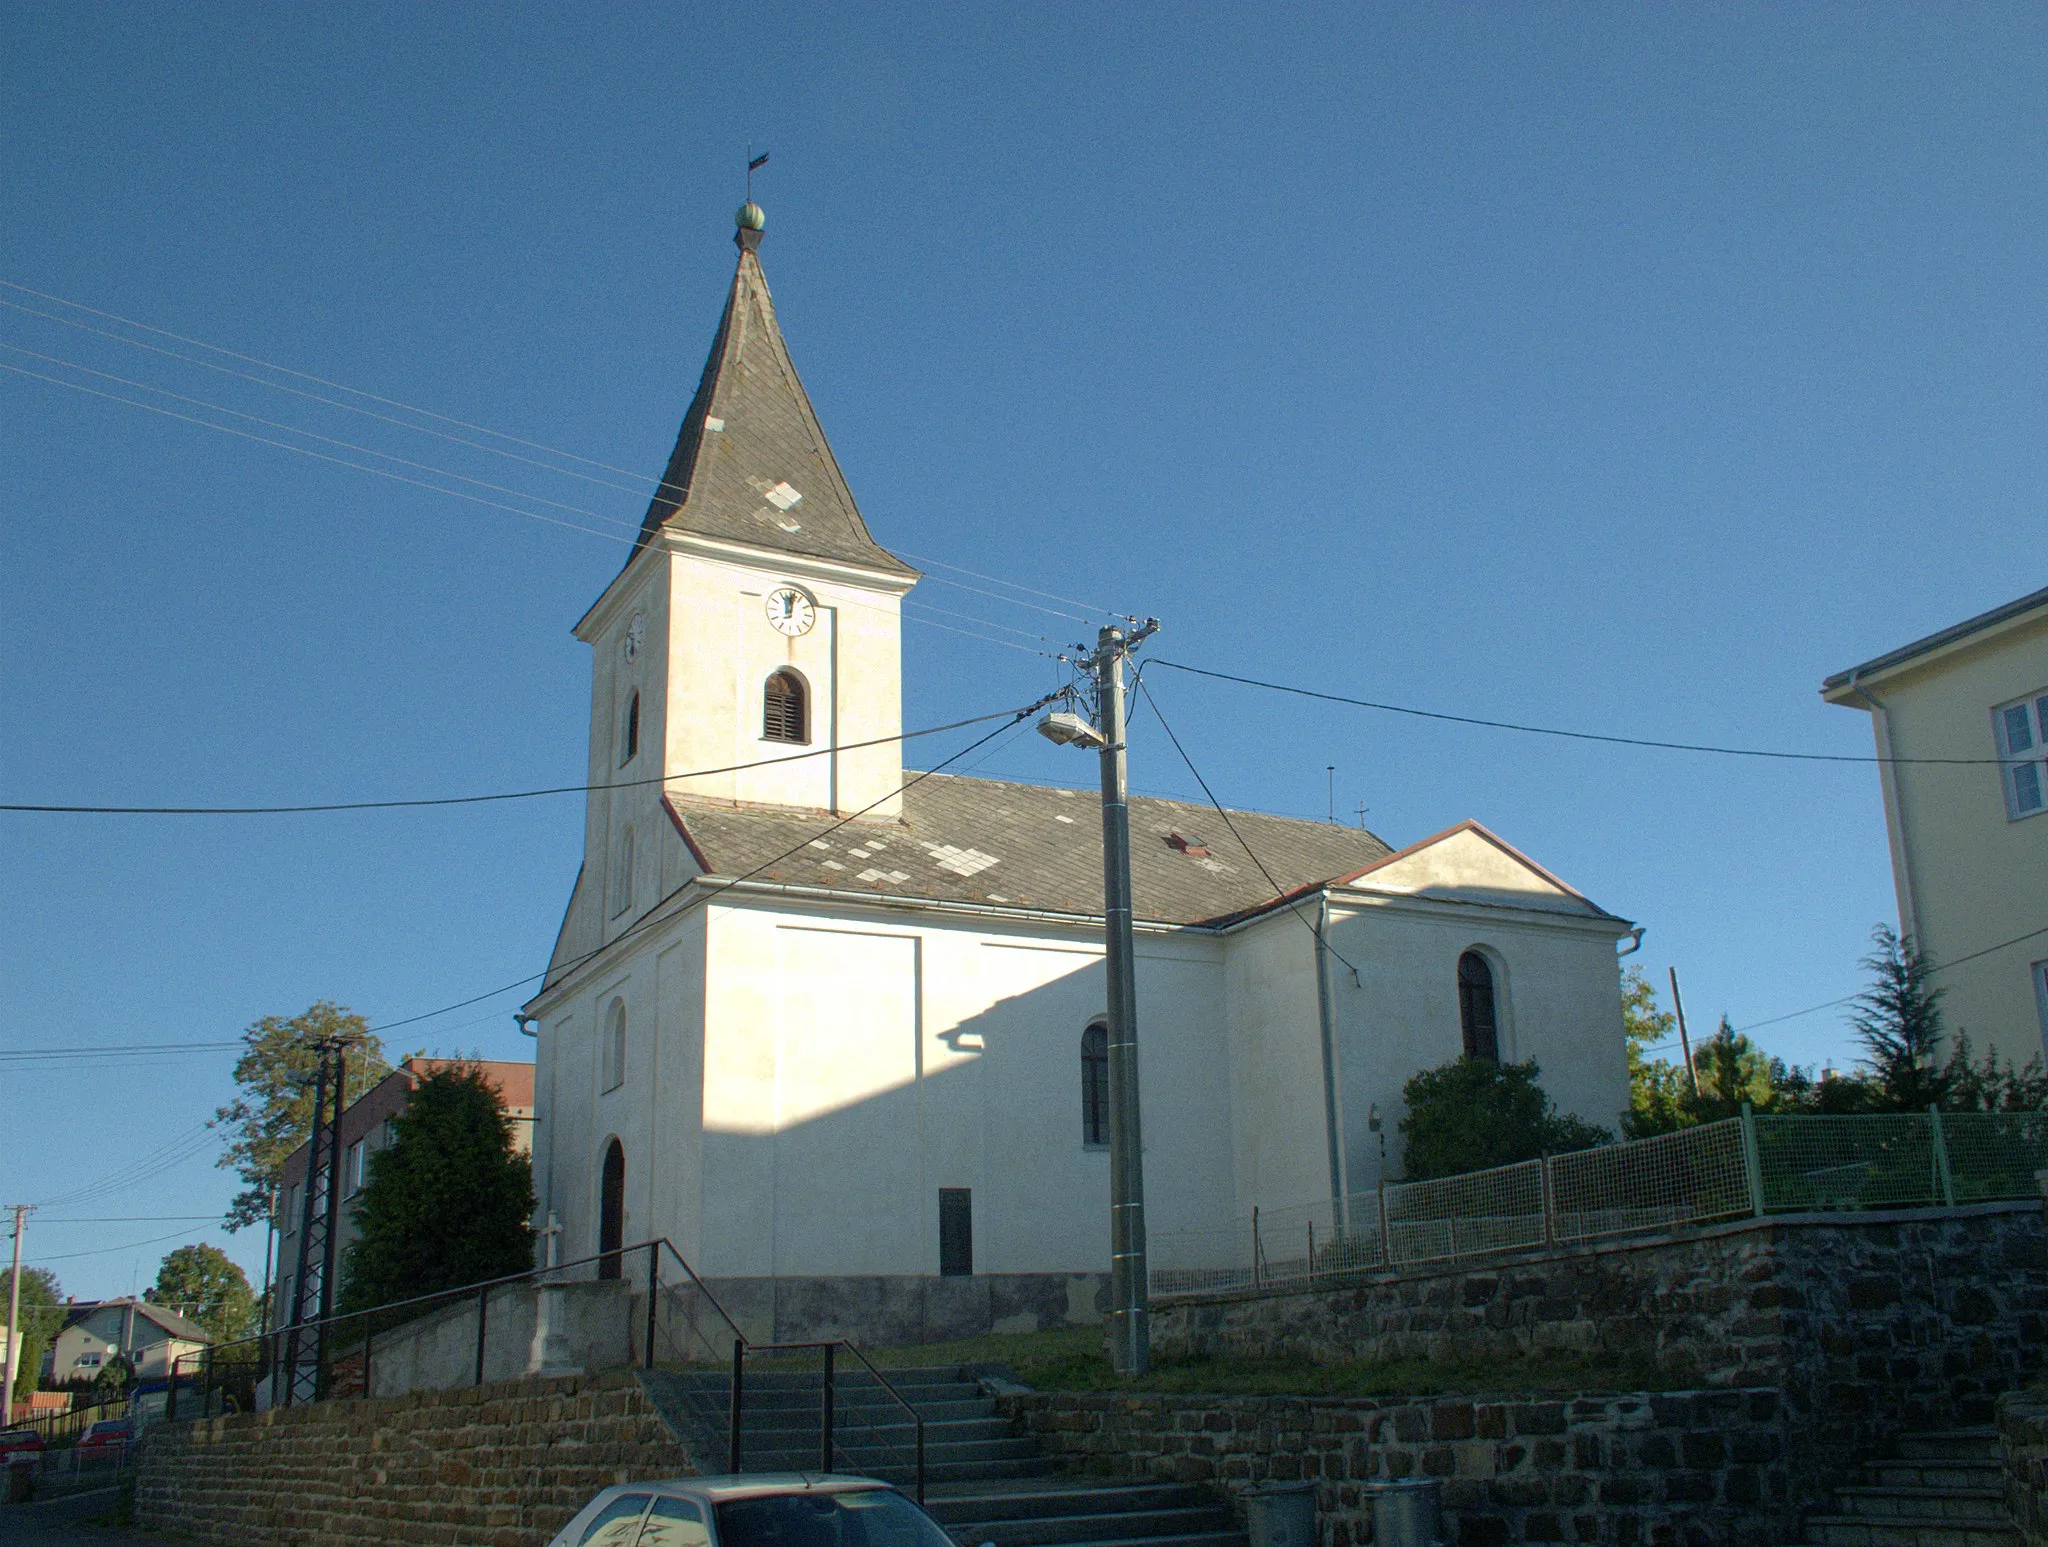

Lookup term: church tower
[570,203,919,931]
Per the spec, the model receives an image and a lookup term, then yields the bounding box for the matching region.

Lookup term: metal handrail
[165,1235,928,1505]
[731,1338,926,1504]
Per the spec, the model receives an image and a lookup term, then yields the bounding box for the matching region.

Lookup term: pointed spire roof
[635,208,916,579]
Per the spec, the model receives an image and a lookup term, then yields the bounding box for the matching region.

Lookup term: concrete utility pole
[1669,967,1700,1097]
[1038,618,1160,1375]
[1093,621,1158,1376]
[3,1205,31,1423]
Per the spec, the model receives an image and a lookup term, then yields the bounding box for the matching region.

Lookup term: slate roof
[668,772,1398,928]
[633,224,917,579]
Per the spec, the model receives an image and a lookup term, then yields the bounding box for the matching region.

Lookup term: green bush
[1399,1057,1611,1181]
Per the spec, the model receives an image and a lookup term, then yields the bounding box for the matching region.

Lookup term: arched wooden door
[598,1139,625,1280]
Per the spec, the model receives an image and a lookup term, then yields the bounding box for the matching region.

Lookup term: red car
[74,1420,134,1461]
[0,1429,45,1460]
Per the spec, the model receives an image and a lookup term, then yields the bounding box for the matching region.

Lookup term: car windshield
[714,1490,954,1547]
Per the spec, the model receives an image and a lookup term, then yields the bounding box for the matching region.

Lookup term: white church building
[525,205,1635,1343]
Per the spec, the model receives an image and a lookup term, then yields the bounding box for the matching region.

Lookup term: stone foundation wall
[136,1370,691,1547]
[1155,1203,2048,1491]
[997,1388,1793,1546]
[705,1272,1108,1346]
[2000,1389,2048,1546]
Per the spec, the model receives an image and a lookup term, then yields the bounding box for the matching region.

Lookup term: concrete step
[949,1507,1238,1547]
[1804,1520,2016,1547]
[1835,1489,2010,1524]
[925,1485,1220,1526]
[1868,1463,2004,1491]
[738,1389,993,1417]
[738,1418,1015,1447]
[1895,1430,2003,1463]
[742,1438,1042,1468]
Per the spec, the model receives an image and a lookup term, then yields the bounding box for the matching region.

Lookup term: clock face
[765,587,816,637]
[622,612,644,662]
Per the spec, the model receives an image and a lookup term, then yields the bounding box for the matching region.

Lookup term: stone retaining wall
[1155,1203,2048,1491]
[2001,1389,2048,1547]
[136,1370,691,1547]
[997,1388,1793,1546]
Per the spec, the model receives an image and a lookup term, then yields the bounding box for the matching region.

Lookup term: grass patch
[869,1325,1690,1397]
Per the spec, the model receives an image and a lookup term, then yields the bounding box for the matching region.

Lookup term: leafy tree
[1622,968,1693,1138]
[1,1266,63,1404]
[1850,926,1952,1111]
[147,1244,257,1345]
[1398,1058,1612,1181]
[213,1002,390,1231]
[338,1065,534,1313]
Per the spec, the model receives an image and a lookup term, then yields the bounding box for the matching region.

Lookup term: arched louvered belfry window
[622,692,640,765]
[598,1138,625,1280]
[1081,1022,1110,1147]
[1458,950,1500,1063]
[763,669,808,744]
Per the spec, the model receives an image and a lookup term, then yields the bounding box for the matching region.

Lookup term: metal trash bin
[1368,1479,1443,1547]
[1242,1480,1318,1547]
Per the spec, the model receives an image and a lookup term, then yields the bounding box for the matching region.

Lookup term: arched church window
[602,997,626,1093]
[763,670,808,744]
[621,692,640,765]
[609,827,634,917]
[598,1138,625,1280]
[1458,950,1500,1063]
[1081,1022,1109,1147]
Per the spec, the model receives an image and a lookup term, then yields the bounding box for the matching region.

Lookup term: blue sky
[4,3,2042,1300]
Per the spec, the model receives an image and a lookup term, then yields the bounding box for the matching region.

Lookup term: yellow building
[1822,585,2048,1068]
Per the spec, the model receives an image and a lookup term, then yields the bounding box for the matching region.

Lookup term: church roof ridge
[633,207,917,579]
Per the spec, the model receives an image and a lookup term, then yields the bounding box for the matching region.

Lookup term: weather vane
[747,147,769,202]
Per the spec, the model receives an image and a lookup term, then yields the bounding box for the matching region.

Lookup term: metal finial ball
[736,202,766,232]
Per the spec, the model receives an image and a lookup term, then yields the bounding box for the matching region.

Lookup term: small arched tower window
[763,669,808,744]
[1081,1022,1110,1147]
[609,827,634,917]
[1458,950,1500,1063]
[602,997,626,1093]
[621,692,640,765]
[598,1138,625,1280]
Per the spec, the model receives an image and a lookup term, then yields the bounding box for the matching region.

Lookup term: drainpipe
[1846,669,1919,944]
[1313,896,1350,1214]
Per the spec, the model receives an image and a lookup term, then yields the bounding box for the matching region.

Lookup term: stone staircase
[1805,1428,2016,1546]
[638,1366,1246,1547]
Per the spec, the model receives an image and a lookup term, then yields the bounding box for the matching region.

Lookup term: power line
[0,360,632,546]
[1630,920,2048,1059]
[367,688,1063,1034]
[27,1228,207,1266]
[0,340,644,532]
[1134,675,1362,980]
[892,548,1129,623]
[33,1217,223,1225]
[0,283,1118,634]
[1153,659,2011,766]
[0,705,1029,816]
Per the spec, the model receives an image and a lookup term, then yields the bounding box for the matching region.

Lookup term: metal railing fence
[1150,1106,2048,1299]
[169,1237,925,1498]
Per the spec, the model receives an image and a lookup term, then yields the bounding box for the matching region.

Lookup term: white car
[546,1473,963,1547]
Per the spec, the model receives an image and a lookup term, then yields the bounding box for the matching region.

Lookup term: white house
[524,205,1635,1343]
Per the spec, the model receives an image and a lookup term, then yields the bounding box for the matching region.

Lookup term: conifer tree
[338,1065,533,1313]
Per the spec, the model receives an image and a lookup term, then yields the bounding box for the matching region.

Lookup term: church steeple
[635,204,916,580]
